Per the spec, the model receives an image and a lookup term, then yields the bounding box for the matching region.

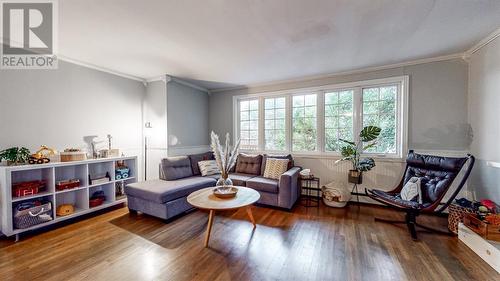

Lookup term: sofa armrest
[278,166,301,209]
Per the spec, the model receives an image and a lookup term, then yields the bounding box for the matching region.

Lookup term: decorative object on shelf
[60,148,87,162]
[13,199,53,229]
[300,177,321,207]
[115,181,125,198]
[335,126,382,184]
[28,145,57,164]
[321,180,351,208]
[99,149,109,158]
[55,179,80,191]
[210,131,240,193]
[12,180,46,198]
[56,204,75,216]
[299,169,313,179]
[89,172,111,185]
[212,186,239,199]
[115,161,130,180]
[107,134,120,157]
[0,147,31,166]
[89,190,106,207]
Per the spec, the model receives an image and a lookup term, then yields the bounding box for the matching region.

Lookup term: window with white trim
[238,99,259,150]
[264,97,286,151]
[292,94,317,151]
[233,76,407,158]
[324,90,354,152]
[362,85,398,154]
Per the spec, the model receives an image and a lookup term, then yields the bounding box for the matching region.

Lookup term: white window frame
[232,76,409,159]
[263,96,288,152]
[236,98,260,151]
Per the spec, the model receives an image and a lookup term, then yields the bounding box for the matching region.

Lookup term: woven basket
[14,202,53,229]
[448,203,475,234]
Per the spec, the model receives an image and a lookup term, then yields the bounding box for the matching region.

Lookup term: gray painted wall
[167,80,209,150]
[468,36,500,203]
[209,59,470,151]
[0,60,145,165]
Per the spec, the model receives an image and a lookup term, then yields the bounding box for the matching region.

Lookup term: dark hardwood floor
[0,202,497,281]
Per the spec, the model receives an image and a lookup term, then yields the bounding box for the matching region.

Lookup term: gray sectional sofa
[125,152,301,220]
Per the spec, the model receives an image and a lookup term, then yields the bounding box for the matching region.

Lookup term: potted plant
[336,126,381,184]
[0,147,31,166]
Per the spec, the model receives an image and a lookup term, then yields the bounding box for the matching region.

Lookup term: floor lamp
[144,122,153,181]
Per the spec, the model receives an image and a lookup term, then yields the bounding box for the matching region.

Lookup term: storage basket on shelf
[448,203,475,234]
[13,201,53,229]
[60,151,87,162]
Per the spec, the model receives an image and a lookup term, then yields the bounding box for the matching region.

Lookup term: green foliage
[292,116,316,151]
[360,126,382,142]
[0,147,31,165]
[336,126,381,172]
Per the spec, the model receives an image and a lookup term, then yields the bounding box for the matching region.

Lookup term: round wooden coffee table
[187,186,260,247]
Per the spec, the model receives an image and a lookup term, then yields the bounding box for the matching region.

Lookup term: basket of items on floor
[448,197,499,241]
[321,180,351,208]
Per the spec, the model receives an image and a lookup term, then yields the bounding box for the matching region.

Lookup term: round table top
[187,186,260,210]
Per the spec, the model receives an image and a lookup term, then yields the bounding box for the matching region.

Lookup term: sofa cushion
[263,158,289,180]
[125,177,216,204]
[198,160,220,176]
[228,172,255,186]
[261,154,294,175]
[160,156,193,180]
[246,176,279,194]
[189,152,214,175]
[235,154,262,175]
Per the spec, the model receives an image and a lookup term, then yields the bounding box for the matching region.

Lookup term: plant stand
[300,177,320,207]
[350,183,369,207]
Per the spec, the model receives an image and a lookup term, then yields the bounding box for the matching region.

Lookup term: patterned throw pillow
[400,177,423,203]
[198,160,220,176]
[263,158,289,180]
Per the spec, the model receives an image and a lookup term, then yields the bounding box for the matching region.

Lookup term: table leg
[204,209,215,248]
[246,206,256,229]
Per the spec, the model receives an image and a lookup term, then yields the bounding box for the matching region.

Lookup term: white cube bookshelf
[0,156,138,239]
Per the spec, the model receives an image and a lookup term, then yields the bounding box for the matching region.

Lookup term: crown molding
[171,77,209,93]
[146,75,209,92]
[210,53,464,93]
[145,75,170,84]
[464,27,500,57]
[145,75,165,83]
[57,55,145,82]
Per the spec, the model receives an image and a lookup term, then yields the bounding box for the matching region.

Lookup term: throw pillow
[235,154,263,175]
[198,160,220,176]
[260,154,294,175]
[189,152,215,175]
[400,177,423,203]
[263,158,289,180]
[160,156,193,180]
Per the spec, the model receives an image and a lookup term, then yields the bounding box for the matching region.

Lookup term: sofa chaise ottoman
[125,155,216,220]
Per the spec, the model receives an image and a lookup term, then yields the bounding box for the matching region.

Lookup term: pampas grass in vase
[210,131,240,191]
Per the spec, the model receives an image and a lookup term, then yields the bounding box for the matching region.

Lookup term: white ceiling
[59,0,500,90]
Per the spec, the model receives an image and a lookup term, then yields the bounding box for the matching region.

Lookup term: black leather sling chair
[366,150,475,240]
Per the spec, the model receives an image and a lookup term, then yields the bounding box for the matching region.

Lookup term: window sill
[239,150,406,163]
